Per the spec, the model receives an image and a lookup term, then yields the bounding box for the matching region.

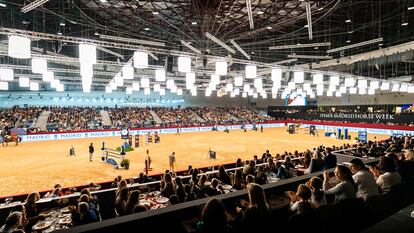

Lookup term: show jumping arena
[0,126,387,197]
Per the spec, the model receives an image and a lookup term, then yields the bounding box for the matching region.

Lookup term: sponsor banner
[22,123,414,142]
[181,127,198,132]
[231,125,242,130]
[199,127,213,131]
[270,123,285,127]
[160,128,177,134]
[217,126,227,131]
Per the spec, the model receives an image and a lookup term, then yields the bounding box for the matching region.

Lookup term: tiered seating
[152,107,199,127]
[108,107,153,128]
[0,106,43,129]
[47,107,103,131]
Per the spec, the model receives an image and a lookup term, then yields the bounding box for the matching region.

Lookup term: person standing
[89,143,94,162]
[260,125,263,133]
[169,152,176,171]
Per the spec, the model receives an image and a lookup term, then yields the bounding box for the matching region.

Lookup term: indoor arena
[0,1,414,233]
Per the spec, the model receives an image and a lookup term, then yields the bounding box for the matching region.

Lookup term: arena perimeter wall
[21,120,414,142]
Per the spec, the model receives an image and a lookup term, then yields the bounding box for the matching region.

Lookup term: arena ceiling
[0,0,413,92]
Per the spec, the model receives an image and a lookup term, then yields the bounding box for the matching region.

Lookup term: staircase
[191,110,206,123]
[149,110,163,124]
[32,111,50,131]
[100,110,112,126]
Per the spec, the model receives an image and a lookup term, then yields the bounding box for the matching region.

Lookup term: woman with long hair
[240,183,271,232]
[323,165,357,202]
[197,198,231,233]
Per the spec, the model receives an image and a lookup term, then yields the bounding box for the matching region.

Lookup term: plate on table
[58,217,72,225]
[149,191,161,197]
[155,197,169,204]
[39,209,54,217]
[139,200,151,208]
[222,184,232,190]
[60,206,71,213]
[139,194,147,199]
[32,221,52,231]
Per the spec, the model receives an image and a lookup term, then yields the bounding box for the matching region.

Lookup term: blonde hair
[248,183,269,210]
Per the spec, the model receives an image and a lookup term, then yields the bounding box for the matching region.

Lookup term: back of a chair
[365,193,393,225]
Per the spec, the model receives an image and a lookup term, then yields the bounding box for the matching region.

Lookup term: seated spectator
[115,187,129,216]
[254,166,267,185]
[289,184,313,215]
[264,158,277,174]
[24,192,40,218]
[323,147,337,170]
[237,183,271,232]
[397,149,414,183]
[71,202,99,226]
[126,190,140,215]
[197,198,231,233]
[231,170,245,190]
[115,180,128,197]
[0,212,22,233]
[323,165,357,202]
[184,184,197,202]
[306,177,326,208]
[175,177,187,203]
[370,156,401,193]
[218,166,231,185]
[160,173,175,198]
[242,161,256,176]
[349,158,379,200]
[199,179,222,197]
[307,150,324,174]
[275,161,288,179]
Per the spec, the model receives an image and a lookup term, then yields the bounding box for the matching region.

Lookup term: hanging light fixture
[42,71,54,82]
[141,78,150,88]
[294,71,304,83]
[126,86,133,95]
[31,58,47,74]
[134,51,148,69]
[177,88,183,95]
[215,61,227,76]
[79,43,97,64]
[178,56,191,73]
[313,73,323,84]
[245,65,256,79]
[8,35,31,59]
[19,76,30,87]
[234,76,243,87]
[122,65,134,79]
[0,81,8,90]
[132,82,140,91]
[166,79,174,89]
[153,83,161,92]
[155,69,166,82]
[0,68,13,81]
[30,82,39,91]
[271,68,282,82]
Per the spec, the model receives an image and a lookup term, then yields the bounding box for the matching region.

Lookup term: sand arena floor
[0,127,386,197]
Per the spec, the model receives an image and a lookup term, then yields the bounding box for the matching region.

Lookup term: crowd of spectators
[152,107,199,127]
[47,107,103,132]
[0,107,43,130]
[1,134,413,232]
[190,107,235,125]
[229,107,273,123]
[108,107,153,129]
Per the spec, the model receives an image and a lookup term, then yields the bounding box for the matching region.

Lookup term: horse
[1,134,21,146]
